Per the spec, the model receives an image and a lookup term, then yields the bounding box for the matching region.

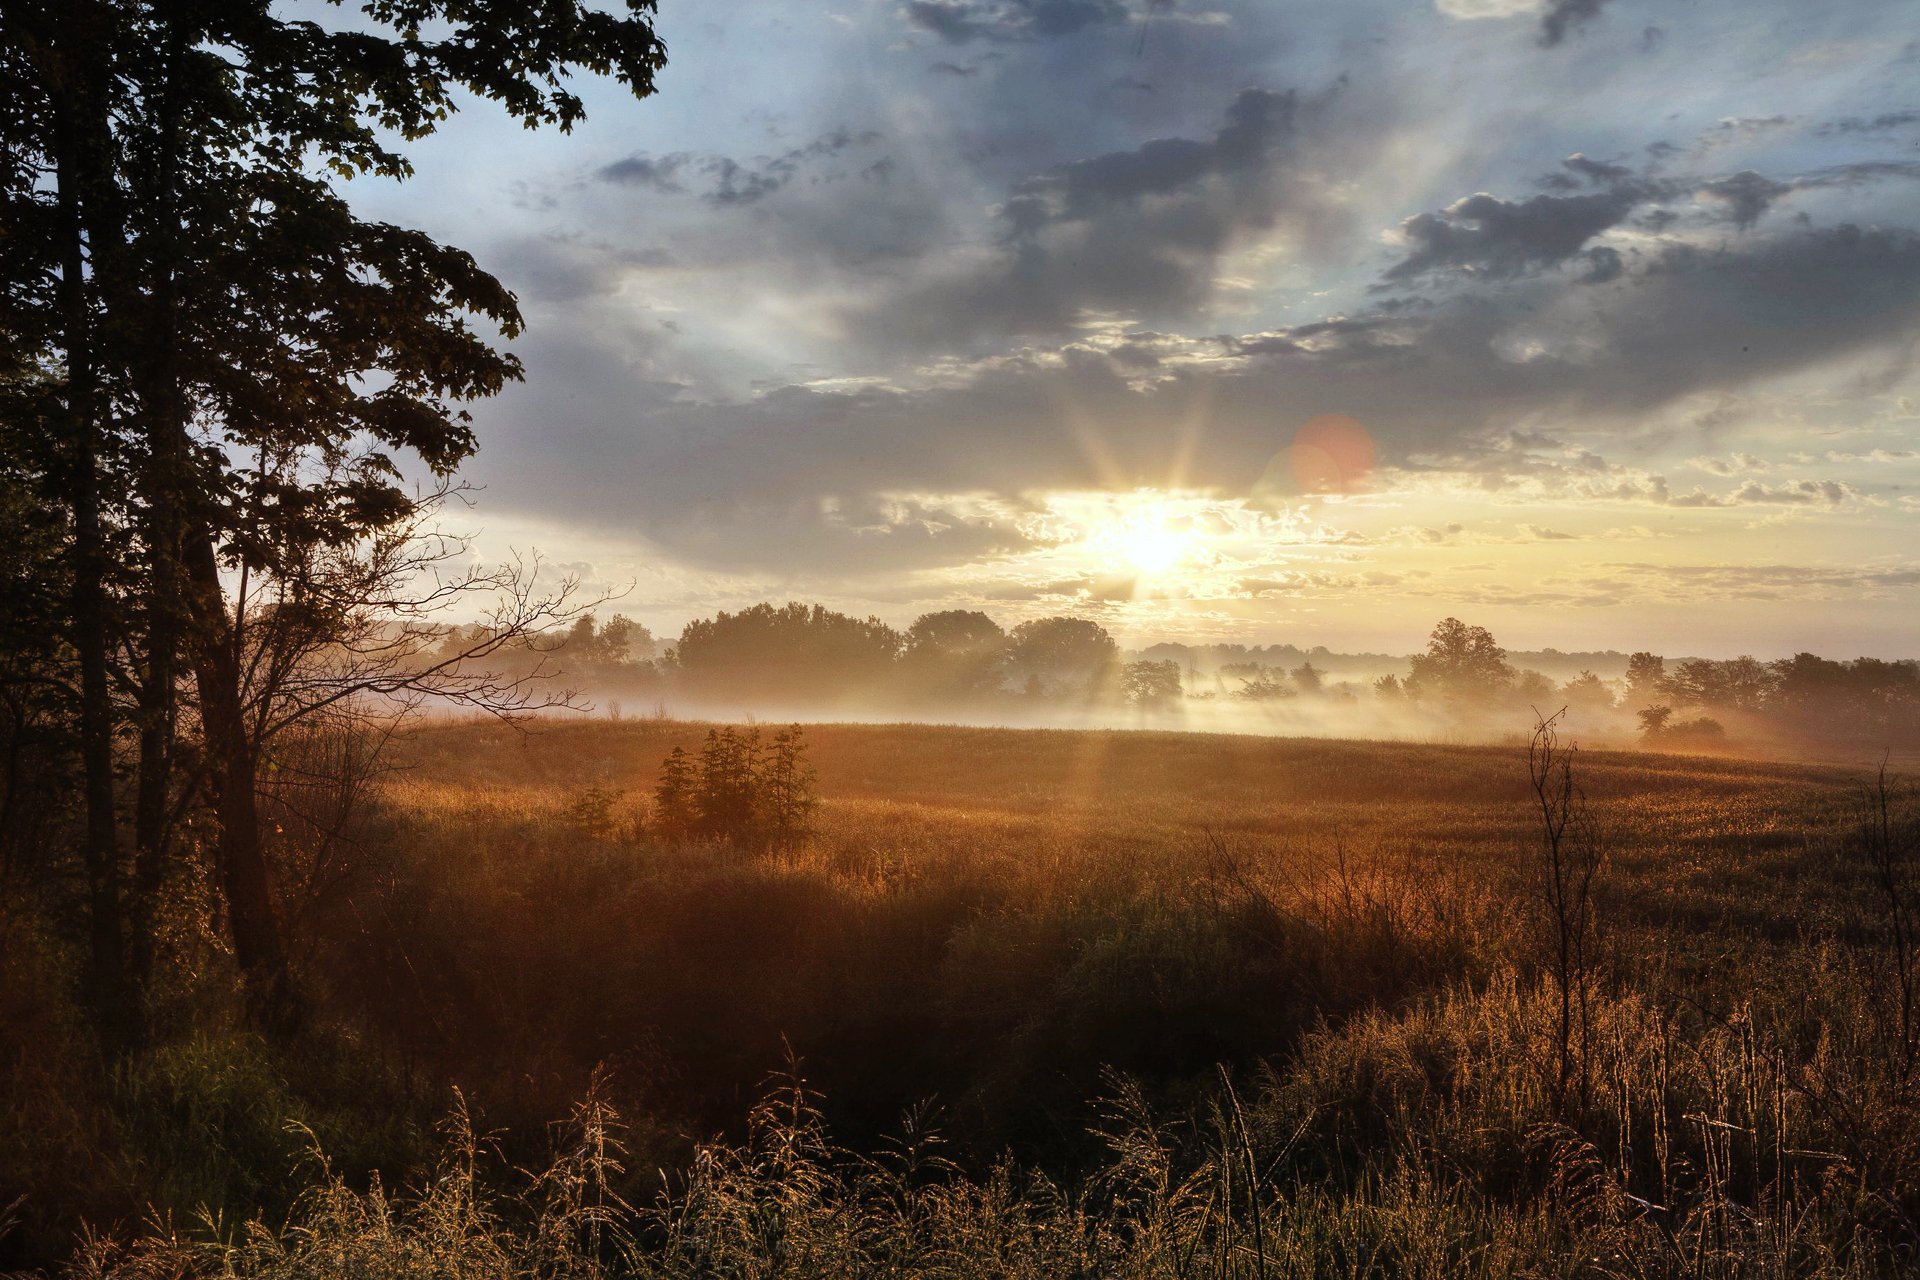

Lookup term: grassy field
[8,717,1916,1275]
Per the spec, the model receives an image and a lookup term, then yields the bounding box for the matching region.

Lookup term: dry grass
[9,716,1914,1275]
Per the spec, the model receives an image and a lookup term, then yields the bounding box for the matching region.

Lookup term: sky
[343,0,1920,657]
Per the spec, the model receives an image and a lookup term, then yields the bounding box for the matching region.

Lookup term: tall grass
[7,719,1914,1276]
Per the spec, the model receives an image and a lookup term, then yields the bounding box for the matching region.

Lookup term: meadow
[6,717,1916,1276]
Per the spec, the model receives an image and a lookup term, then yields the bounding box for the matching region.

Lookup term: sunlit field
[13,716,1912,1275]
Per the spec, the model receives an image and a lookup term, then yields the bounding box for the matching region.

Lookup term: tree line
[529,605,1920,746]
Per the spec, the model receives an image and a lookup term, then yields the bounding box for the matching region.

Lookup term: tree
[657,726,817,850]
[1122,660,1183,708]
[1515,669,1557,705]
[1623,651,1667,710]
[1667,657,1773,712]
[1561,670,1616,714]
[1291,662,1323,695]
[653,747,698,839]
[0,0,668,1030]
[1230,665,1294,701]
[1005,617,1118,697]
[1405,618,1514,703]
[673,603,903,700]
[902,609,1007,698]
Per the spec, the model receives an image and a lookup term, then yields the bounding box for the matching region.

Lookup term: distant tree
[597,615,656,663]
[902,609,1007,697]
[673,602,903,699]
[1515,670,1558,705]
[1291,662,1323,695]
[1232,667,1295,701]
[1562,670,1616,714]
[652,747,698,838]
[1768,654,1920,740]
[1667,657,1773,712]
[1638,705,1726,747]
[694,728,760,840]
[906,609,1005,657]
[657,725,816,849]
[1624,652,1667,710]
[1372,673,1405,700]
[1123,660,1184,708]
[1005,616,1118,697]
[1405,618,1515,703]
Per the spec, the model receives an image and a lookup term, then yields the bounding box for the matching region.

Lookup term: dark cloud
[598,130,883,207]
[1818,111,1920,136]
[1697,170,1793,229]
[477,224,1920,573]
[1539,0,1615,47]
[1384,186,1647,281]
[856,87,1314,344]
[597,152,693,192]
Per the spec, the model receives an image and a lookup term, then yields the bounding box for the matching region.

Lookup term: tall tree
[0,0,668,1029]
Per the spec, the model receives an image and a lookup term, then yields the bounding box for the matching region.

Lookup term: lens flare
[1289,414,1376,494]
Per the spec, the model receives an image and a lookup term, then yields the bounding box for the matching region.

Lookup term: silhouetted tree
[653,747,698,839]
[1123,659,1184,707]
[674,603,903,701]
[1515,669,1557,705]
[1561,670,1616,714]
[1667,656,1773,712]
[1623,651,1667,710]
[1406,618,1514,703]
[902,609,1007,698]
[1005,617,1118,698]
[0,0,667,1030]
[1291,662,1323,695]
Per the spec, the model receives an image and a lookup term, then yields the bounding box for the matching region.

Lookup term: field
[7,718,1917,1276]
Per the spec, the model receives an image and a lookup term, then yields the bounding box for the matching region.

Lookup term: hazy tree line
[531,604,1920,746]
[0,1,665,1048]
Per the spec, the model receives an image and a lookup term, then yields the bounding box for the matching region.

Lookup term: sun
[1092,500,1207,579]
[1118,519,1197,575]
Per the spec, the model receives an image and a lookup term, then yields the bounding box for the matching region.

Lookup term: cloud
[597,152,693,192]
[1818,111,1920,136]
[903,0,1128,44]
[1696,170,1794,229]
[1384,186,1647,281]
[598,130,883,207]
[471,220,1920,574]
[1539,0,1615,46]
[853,85,1322,344]
[1666,478,1857,508]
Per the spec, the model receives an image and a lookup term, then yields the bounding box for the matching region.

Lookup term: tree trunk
[51,16,132,1051]
[184,522,294,1027]
[128,18,189,1007]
